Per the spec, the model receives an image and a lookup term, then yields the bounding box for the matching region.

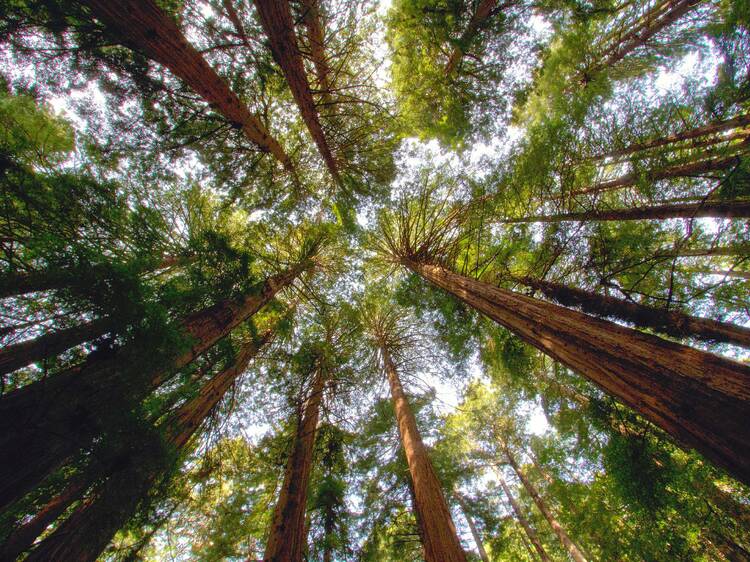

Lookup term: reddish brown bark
[557,154,743,200]
[0,475,89,560]
[513,275,750,349]
[504,448,588,562]
[0,263,305,512]
[445,0,498,76]
[505,199,750,223]
[24,333,270,562]
[403,260,750,485]
[253,0,340,181]
[590,114,750,161]
[381,346,467,562]
[264,367,326,562]
[497,475,552,562]
[81,0,293,172]
[596,0,702,70]
[299,0,332,96]
[0,317,113,376]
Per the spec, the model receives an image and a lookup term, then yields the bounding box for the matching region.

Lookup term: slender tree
[497,475,553,562]
[453,493,490,562]
[78,0,293,172]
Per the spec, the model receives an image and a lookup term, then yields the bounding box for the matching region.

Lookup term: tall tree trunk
[0,474,89,560]
[0,263,305,512]
[79,0,293,172]
[554,153,743,200]
[512,275,750,349]
[444,0,498,76]
[504,448,588,562]
[0,317,114,376]
[299,0,332,96]
[253,0,340,181]
[24,332,271,562]
[497,475,552,562]
[590,114,750,161]
[264,366,326,562]
[453,493,490,562]
[402,260,750,485]
[505,199,750,223]
[381,345,467,562]
[596,0,702,70]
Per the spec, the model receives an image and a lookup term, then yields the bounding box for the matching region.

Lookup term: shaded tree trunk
[556,153,743,200]
[0,317,114,376]
[0,263,305,512]
[299,0,332,95]
[80,0,293,172]
[504,448,588,562]
[512,275,750,349]
[444,0,498,76]
[25,332,271,562]
[453,493,490,562]
[590,114,750,161]
[505,199,750,223]
[497,475,552,562]
[381,345,467,562]
[253,0,340,181]
[0,474,89,560]
[402,260,750,485]
[264,366,326,562]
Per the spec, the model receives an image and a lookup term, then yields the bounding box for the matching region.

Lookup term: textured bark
[0,317,113,376]
[590,114,750,161]
[453,493,490,562]
[504,448,588,562]
[299,0,331,96]
[498,475,552,562]
[557,154,743,200]
[264,367,326,562]
[381,346,467,562]
[505,199,750,223]
[0,264,304,511]
[0,474,89,560]
[80,0,293,172]
[513,275,750,349]
[444,0,498,76]
[25,334,269,562]
[404,260,750,485]
[254,0,340,181]
[597,0,702,70]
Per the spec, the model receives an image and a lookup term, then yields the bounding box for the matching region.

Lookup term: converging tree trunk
[505,199,750,224]
[402,260,750,485]
[253,0,340,181]
[0,263,306,512]
[589,114,750,161]
[380,345,467,562]
[24,331,271,562]
[503,448,589,562]
[0,317,114,376]
[497,475,552,562]
[79,0,293,172]
[445,0,499,76]
[453,493,490,562]
[264,366,326,562]
[512,275,750,349]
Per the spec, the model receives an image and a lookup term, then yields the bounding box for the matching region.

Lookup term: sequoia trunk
[453,493,490,562]
[80,0,292,171]
[264,367,326,562]
[0,317,114,376]
[445,0,498,76]
[504,448,588,562]
[381,346,467,562]
[505,199,750,223]
[24,333,270,562]
[513,275,750,349]
[403,260,750,485]
[254,0,340,181]
[497,475,552,562]
[0,264,304,511]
